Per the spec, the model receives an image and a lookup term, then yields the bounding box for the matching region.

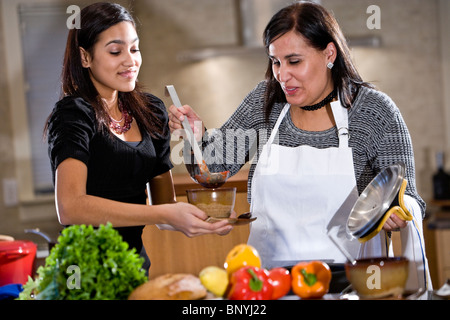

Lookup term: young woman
[46,2,232,272]
[169,1,431,292]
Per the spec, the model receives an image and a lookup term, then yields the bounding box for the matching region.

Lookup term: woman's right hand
[162,202,233,237]
[168,104,205,140]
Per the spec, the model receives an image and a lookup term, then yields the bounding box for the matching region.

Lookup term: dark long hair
[46,2,164,136]
[263,1,374,121]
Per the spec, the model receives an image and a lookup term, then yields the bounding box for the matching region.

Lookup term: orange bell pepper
[291,261,331,299]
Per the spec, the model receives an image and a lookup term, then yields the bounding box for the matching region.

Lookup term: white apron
[248,100,431,292]
[248,100,361,267]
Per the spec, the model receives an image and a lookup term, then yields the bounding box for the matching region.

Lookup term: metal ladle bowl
[347,162,406,239]
[193,169,230,189]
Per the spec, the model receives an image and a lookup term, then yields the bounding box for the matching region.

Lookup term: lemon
[199,266,229,297]
[224,244,261,276]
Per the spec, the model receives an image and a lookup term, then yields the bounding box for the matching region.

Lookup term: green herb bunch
[18,223,147,300]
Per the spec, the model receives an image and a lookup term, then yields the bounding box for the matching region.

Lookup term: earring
[327,62,334,70]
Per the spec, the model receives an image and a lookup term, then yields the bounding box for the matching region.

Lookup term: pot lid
[0,240,37,253]
[347,162,406,238]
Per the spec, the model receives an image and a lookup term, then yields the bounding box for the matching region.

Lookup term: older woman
[169,1,430,292]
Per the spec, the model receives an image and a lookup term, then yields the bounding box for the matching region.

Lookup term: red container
[0,240,37,286]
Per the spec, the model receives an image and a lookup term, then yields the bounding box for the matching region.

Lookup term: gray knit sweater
[187,81,425,216]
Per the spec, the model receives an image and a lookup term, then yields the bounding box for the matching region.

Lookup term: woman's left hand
[383,213,408,232]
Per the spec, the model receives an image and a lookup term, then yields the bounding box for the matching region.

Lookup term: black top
[47,94,173,251]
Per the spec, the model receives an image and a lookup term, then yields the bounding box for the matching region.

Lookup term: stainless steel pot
[347,162,406,239]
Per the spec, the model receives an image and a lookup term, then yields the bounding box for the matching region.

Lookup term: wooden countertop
[427,199,450,229]
[427,212,450,229]
[144,171,251,280]
[172,170,249,196]
[429,199,450,208]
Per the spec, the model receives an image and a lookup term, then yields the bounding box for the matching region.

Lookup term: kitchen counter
[281,290,446,300]
[425,203,450,288]
[143,170,251,280]
[427,211,450,229]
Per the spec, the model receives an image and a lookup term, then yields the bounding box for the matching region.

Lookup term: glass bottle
[433,152,450,200]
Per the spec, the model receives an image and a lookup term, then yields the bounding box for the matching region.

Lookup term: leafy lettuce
[18,223,147,300]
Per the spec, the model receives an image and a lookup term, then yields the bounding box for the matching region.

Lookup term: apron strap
[268,101,350,148]
[330,100,350,148]
[267,104,290,146]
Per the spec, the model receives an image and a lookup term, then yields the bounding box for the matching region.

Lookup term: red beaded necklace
[109,101,133,134]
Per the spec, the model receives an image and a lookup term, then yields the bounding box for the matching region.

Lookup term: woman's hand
[382,213,408,232]
[163,202,233,237]
[168,104,205,140]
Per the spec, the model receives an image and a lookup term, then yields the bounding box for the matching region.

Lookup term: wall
[0,0,448,239]
[324,0,445,203]
[134,0,269,168]
[439,0,450,149]
[133,0,448,201]
[0,0,23,237]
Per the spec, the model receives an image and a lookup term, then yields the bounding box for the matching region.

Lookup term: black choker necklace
[301,90,337,111]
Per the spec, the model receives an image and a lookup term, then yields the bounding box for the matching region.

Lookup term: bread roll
[128,274,207,300]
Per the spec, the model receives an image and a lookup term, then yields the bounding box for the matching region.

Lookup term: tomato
[268,267,291,300]
[224,244,261,276]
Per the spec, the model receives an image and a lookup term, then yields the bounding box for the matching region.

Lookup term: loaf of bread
[128,274,207,300]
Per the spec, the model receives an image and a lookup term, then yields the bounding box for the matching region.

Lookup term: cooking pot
[0,240,37,286]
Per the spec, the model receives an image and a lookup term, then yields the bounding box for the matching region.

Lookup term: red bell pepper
[268,267,291,300]
[227,266,273,300]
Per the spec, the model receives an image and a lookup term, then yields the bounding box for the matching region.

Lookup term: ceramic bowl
[186,188,236,219]
[345,257,409,299]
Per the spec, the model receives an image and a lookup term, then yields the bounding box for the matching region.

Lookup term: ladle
[165,85,230,188]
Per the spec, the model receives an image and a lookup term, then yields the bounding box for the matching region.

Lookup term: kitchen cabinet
[425,202,450,288]
[435,229,450,284]
[142,171,250,279]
